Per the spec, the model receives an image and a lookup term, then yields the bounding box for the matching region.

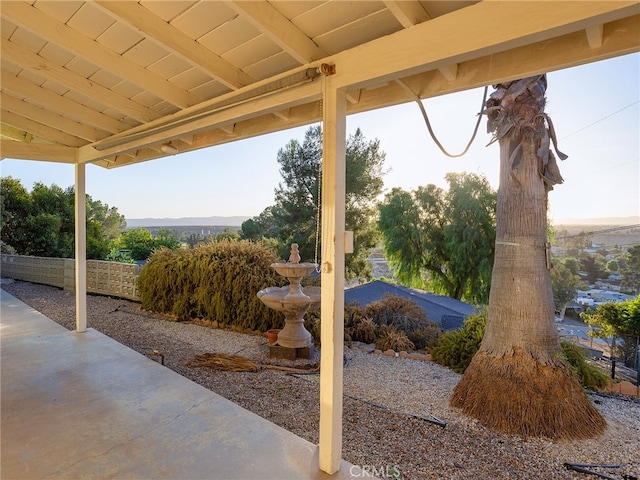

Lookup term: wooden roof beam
[94,1,255,90]
[586,24,604,48]
[383,2,455,81]
[0,38,160,124]
[2,1,195,109]
[229,1,327,64]
[0,109,86,147]
[330,1,640,90]
[1,93,106,142]
[383,0,431,27]
[0,74,129,133]
[0,139,76,162]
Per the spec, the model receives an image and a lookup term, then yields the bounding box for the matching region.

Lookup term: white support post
[75,162,87,333]
[318,73,346,474]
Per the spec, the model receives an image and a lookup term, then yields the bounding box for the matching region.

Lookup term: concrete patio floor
[0,288,355,479]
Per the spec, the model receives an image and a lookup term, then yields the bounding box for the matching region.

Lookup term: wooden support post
[75,162,87,333]
[318,73,346,475]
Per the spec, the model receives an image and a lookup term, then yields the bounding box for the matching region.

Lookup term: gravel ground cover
[2,280,639,480]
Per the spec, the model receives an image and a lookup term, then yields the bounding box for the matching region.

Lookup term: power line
[561,100,640,140]
[555,224,640,240]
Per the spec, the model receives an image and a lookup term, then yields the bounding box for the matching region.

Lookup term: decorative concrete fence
[1,254,140,301]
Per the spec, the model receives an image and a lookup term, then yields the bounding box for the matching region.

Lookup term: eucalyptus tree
[451,75,606,439]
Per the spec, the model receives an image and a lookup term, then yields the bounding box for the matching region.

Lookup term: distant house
[344,280,477,332]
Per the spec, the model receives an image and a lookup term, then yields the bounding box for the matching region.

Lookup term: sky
[1,53,639,225]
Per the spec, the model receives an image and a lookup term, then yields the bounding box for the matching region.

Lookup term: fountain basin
[257,285,321,312]
[270,262,317,279]
[257,244,320,350]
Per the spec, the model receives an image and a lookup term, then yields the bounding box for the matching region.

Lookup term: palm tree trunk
[451,75,605,440]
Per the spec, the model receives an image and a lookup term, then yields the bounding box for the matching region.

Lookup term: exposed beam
[383,0,431,27]
[0,38,159,124]
[81,65,322,152]
[0,123,31,143]
[586,24,604,48]
[383,2,462,85]
[1,93,106,142]
[0,110,86,147]
[272,109,290,121]
[1,1,195,109]
[345,89,361,104]
[0,139,76,162]
[330,1,640,90]
[94,1,254,90]
[438,63,458,81]
[229,1,327,64]
[0,74,128,134]
[82,4,639,169]
[77,79,323,163]
[219,124,236,135]
[347,14,640,115]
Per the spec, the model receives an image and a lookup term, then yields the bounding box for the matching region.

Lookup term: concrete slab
[0,288,68,339]
[1,290,355,479]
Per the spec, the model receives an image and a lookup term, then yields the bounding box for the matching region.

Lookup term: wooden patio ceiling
[1,1,639,169]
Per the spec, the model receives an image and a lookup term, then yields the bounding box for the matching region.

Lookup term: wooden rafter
[0,74,129,133]
[1,1,195,109]
[1,93,106,142]
[229,1,327,64]
[1,38,160,124]
[94,1,255,90]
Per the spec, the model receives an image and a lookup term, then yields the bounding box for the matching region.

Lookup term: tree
[154,228,181,250]
[215,228,240,242]
[451,75,605,439]
[378,172,496,303]
[241,125,385,281]
[606,259,619,273]
[0,177,32,252]
[552,259,581,319]
[583,296,640,367]
[562,256,580,276]
[621,245,640,293]
[1,177,126,259]
[86,197,126,259]
[27,182,75,257]
[579,253,607,284]
[119,227,155,261]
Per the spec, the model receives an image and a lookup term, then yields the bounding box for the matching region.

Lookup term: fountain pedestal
[257,244,320,359]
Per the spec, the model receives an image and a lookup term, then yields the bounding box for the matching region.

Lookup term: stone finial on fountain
[289,243,301,264]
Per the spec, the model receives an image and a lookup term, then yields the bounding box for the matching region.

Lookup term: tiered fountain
[257,244,320,359]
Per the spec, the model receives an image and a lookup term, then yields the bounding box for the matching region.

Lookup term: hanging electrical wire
[396,79,488,158]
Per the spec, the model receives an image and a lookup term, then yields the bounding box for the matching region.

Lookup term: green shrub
[560,341,608,391]
[344,295,439,350]
[375,326,415,352]
[363,293,429,331]
[431,310,487,373]
[351,317,378,344]
[137,240,287,331]
[408,324,440,352]
[431,310,609,390]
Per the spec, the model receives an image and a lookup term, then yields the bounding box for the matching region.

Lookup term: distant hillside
[126,216,250,228]
[553,216,639,226]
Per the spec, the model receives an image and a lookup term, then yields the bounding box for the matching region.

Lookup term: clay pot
[266,329,281,345]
